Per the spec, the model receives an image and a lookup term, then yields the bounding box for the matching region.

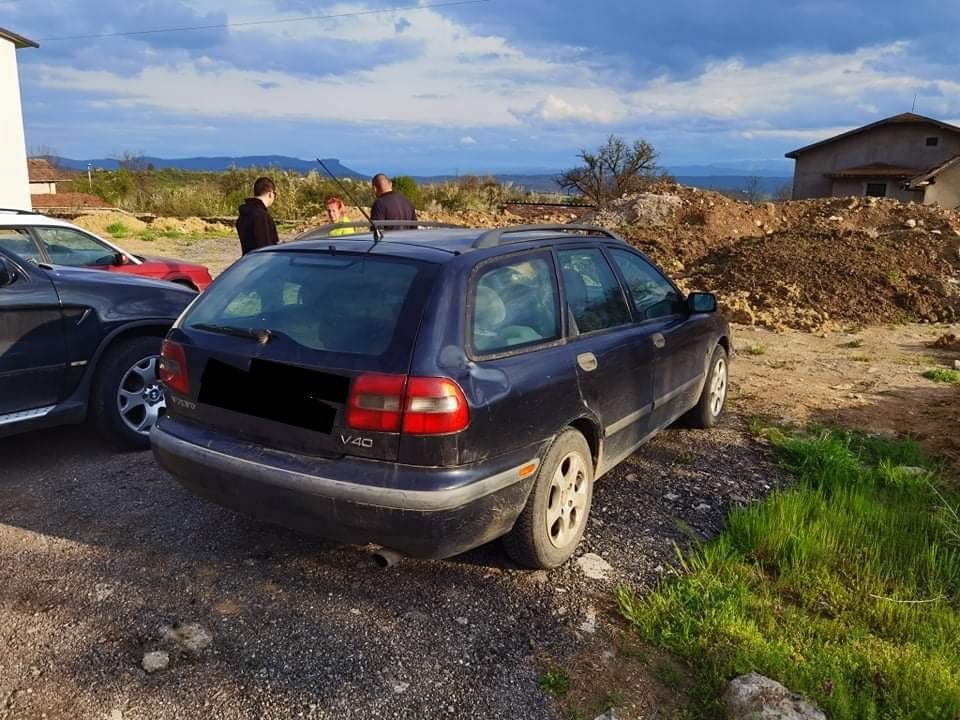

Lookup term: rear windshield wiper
[191,323,273,344]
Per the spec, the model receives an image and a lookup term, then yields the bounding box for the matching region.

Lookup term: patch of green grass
[767,359,788,369]
[841,338,864,349]
[105,221,129,239]
[923,368,960,384]
[603,690,628,709]
[887,269,902,285]
[539,670,571,698]
[741,343,767,356]
[618,427,960,719]
[675,451,694,466]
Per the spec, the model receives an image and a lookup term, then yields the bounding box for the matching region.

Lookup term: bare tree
[557,135,662,207]
[743,175,764,204]
[29,144,61,167]
[114,150,149,172]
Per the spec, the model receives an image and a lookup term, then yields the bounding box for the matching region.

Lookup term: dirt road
[1,322,957,719]
[0,419,776,720]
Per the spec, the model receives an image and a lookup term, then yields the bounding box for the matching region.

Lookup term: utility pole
[87,163,92,190]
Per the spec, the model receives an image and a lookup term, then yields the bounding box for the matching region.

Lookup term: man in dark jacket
[236,177,279,254]
[370,174,417,230]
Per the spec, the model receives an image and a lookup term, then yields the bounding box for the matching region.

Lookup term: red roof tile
[31,193,111,210]
[27,158,70,182]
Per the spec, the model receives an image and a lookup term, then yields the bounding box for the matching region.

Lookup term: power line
[36,0,491,42]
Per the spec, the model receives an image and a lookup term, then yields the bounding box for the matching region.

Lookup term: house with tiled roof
[27,157,70,195]
[785,113,960,208]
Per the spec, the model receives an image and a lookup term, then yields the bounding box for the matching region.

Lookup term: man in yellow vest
[325,196,356,236]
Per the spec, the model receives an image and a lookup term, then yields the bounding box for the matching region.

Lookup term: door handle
[577,352,598,372]
[652,332,666,349]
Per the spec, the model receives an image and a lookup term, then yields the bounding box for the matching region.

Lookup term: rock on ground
[162,623,213,655]
[724,672,826,720]
[141,650,170,674]
[575,553,613,580]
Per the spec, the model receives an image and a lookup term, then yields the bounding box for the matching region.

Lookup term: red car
[0,212,213,291]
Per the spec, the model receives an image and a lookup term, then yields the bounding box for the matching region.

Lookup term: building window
[865,183,887,197]
[926,137,939,147]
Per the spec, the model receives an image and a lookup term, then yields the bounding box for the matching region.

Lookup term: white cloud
[460,135,477,145]
[522,94,623,124]
[32,3,598,128]
[27,2,960,145]
[625,42,960,120]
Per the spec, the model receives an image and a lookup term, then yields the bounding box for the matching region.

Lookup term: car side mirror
[113,252,127,266]
[0,257,18,287]
[687,292,717,314]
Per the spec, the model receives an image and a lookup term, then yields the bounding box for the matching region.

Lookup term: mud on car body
[151,223,730,568]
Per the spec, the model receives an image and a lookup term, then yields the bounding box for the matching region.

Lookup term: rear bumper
[151,417,543,558]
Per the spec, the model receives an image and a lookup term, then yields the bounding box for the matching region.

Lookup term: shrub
[923,368,960,383]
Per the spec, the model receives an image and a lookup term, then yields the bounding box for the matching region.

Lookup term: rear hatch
[162,248,438,461]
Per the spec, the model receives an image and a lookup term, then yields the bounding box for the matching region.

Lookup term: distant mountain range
[49,155,792,197]
[52,155,364,178]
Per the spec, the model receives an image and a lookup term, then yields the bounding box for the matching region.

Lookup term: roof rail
[472,224,624,249]
[293,220,464,241]
[0,208,38,215]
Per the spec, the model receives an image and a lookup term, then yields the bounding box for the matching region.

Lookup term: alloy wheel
[545,452,589,549]
[710,357,727,417]
[116,355,166,435]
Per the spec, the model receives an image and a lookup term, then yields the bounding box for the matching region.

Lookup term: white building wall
[0,38,30,210]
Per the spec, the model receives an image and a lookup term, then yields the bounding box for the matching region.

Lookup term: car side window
[557,248,631,334]
[0,228,44,264]
[609,248,686,320]
[471,254,559,354]
[33,227,116,267]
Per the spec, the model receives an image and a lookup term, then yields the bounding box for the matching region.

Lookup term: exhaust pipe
[370,547,404,568]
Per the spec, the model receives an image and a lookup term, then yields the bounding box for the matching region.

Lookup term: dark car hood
[43,263,196,323]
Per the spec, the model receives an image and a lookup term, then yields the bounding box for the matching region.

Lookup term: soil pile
[151,216,219,234]
[73,212,148,234]
[931,333,960,352]
[578,185,960,331]
[674,199,960,330]
[681,227,959,331]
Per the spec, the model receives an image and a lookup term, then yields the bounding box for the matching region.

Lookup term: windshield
[181,250,435,365]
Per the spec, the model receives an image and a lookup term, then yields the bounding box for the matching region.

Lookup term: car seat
[561,267,589,333]
[473,285,507,352]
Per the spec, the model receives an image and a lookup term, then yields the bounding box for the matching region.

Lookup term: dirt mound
[418,208,525,227]
[683,227,960,330]
[293,207,537,234]
[151,216,214,234]
[932,333,960,352]
[73,212,148,235]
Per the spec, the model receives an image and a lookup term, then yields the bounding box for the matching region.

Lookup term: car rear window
[182,251,435,362]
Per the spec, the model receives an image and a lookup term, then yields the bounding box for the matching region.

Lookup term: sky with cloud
[4,0,960,174]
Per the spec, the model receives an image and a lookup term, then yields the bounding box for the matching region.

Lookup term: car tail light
[346,374,469,435]
[159,340,190,395]
[347,373,406,432]
[402,377,470,434]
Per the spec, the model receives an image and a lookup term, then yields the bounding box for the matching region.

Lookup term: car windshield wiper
[191,323,273,344]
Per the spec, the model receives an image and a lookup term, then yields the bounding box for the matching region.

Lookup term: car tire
[504,428,594,569]
[684,344,728,429]
[91,335,166,451]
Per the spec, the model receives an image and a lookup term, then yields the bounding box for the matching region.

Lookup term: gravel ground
[0,410,781,720]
